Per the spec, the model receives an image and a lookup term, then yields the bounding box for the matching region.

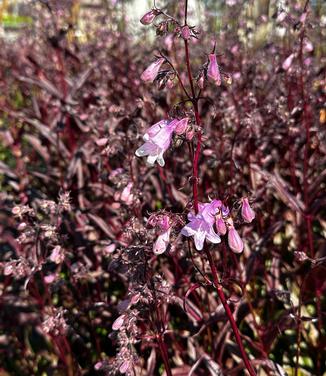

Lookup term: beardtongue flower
[241,197,255,223]
[140,9,159,25]
[181,200,221,251]
[141,58,165,82]
[207,54,221,86]
[153,215,171,255]
[153,227,171,255]
[135,119,178,166]
[228,226,243,253]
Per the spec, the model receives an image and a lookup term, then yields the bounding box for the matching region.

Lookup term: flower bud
[228,227,243,253]
[181,25,191,40]
[197,74,205,89]
[207,54,221,86]
[241,198,255,223]
[140,9,159,25]
[216,217,227,235]
[141,58,165,82]
[174,117,189,135]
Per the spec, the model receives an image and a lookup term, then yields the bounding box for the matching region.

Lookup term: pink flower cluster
[181,198,255,253]
[146,199,255,255]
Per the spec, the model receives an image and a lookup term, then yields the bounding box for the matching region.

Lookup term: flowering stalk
[182,1,256,375]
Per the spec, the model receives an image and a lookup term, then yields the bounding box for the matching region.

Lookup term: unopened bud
[216,217,227,235]
[140,9,159,25]
[181,25,191,40]
[241,198,255,223]
[228,227,244,253]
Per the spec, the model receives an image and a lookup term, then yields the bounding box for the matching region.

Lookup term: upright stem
[182,2,256,375]
[157,334,172,376]
[205,249,257,376]
[184,37,202,213]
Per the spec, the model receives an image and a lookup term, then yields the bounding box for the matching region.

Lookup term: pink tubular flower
[153,215,171,255]
[181,200,222,251]
[140,9,159,25]
[141,58,165,82]
[153,227,171,255]
[228,227,243,253]
[241,197,255,223]
[207,54,221,86]
[135,119,178,166]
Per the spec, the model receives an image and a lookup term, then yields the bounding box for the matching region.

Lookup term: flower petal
[147,154,158,165]
[206,226,221,244]
[194,227,206,251]
[157,151,165,167]
[135,142,156,157]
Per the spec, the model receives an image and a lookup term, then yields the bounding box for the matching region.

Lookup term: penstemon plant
[134,1,257,375]
[1,1,324,375]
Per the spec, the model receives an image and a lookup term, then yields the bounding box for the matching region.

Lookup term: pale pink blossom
[228,227,243,253]
[153,227,171,255]
[241,198,255,223]
[153,215,171,255]
[207,54,221,86]
[135,119,178,166]
[141,58,165,82]
[181,200,222,251]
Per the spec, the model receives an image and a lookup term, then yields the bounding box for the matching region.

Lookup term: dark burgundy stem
[205,249,257,376]
[157,334,172,376]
